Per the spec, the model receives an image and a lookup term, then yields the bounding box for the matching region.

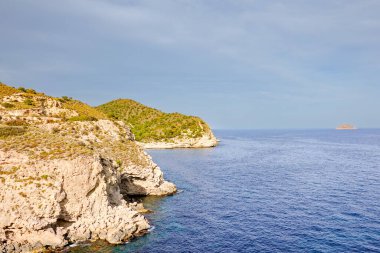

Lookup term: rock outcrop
[137,130,218,149]
[0,89,176,252]
[0,153,150,252]
[0,93,78,125]
[336,124,357,130]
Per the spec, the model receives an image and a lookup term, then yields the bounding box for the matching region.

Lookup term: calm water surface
[74,129,380,252]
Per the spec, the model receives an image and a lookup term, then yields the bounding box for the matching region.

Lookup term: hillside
[0,83,19,97]
[97,99,218,148]
[0,82,107,122]
[0,82,176,252]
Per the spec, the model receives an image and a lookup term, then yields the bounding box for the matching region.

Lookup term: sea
[71,129,380,253]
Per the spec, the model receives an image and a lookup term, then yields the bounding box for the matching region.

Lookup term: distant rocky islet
[336,124,357,130]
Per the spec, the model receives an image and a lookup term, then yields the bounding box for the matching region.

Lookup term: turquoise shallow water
[72,129,380,252]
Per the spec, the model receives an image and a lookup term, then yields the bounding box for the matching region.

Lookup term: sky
[0,0,379,129]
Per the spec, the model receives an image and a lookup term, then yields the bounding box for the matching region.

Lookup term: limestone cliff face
[137,129,218,149]
[0,92,176,252]
[0,154,150,252]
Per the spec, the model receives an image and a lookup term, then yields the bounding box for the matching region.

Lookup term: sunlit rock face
[137,130,218,149]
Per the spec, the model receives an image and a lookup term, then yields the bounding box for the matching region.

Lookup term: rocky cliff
[0,86,176,252]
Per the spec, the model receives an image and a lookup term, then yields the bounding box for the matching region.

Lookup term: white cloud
[1,0,379,127]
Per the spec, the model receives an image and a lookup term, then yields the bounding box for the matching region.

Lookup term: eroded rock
[0,121,176,252]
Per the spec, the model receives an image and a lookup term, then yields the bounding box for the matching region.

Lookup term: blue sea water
[74,129,380,253]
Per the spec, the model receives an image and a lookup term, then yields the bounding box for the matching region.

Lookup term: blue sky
[0,0,379,129]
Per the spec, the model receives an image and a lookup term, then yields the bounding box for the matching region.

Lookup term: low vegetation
[0,125,93,160]
[1,82,107,121]
[1,81,211,152]
[97,99,210,142]
[0,82,149,167]
[0,82,19,97]
[0,126,26,138]
[62,99,107,121]
[0,120,149,167]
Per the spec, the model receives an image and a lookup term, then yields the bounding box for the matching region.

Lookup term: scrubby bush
[26,89,37,94]
[63,100,107,121]
[5,119,28,126]
[68,115,98,122]
[59,96,72,103]
[41,175,49,180]
[24,98,34,106]
[2,102,14,108]
[0,126,26,138]
[0,83,19,97]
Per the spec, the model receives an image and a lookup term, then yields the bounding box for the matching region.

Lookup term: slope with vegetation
[0,82,107,122]
[97,99,217,148]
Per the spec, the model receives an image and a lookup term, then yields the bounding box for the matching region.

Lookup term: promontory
[97,99,218,149]
[0,82,216,252]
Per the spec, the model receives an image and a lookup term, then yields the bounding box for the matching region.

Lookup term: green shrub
[0,83,19,98]
[0,126,27,138]
[59,96,72,103]
[68,115,98,122]
[5,119,28,126]
[63,100,107,120]
[24,98,34,106]
[0,166,20,175]
[26,89,37,94]
[2,102,14,108]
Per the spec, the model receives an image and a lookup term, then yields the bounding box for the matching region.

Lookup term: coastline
[136,132,219,149]
[0,84,217,252]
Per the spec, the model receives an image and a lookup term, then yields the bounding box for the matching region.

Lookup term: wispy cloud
[0,0,379,127]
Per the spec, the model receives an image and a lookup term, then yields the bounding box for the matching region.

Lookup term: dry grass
[0,126,27,138]
[0,82,152,169]
[0,83,19,98]
[0,126,93,160]
[63,100,107,121]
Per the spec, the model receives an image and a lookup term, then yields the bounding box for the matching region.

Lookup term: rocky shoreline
[137,131,218,149]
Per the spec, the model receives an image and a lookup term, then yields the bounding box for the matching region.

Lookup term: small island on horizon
[336,124,357,130]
